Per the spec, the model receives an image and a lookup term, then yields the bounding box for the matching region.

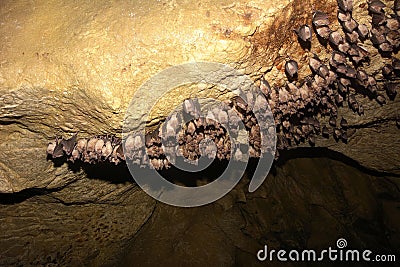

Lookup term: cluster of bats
[263,0,399,155]
[47,97,275,169]
[47,0,399,169]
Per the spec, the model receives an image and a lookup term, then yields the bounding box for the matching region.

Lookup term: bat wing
[61,133,77,155]
[52,142,64,158]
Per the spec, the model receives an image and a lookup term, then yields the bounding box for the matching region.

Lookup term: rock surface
[1,156,398,266]
[120,157,400,266]
[0,0,399,195]
[0,0,399,265]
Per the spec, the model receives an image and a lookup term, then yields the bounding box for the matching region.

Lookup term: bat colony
[47,0,400,169]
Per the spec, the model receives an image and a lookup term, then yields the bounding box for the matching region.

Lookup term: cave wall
[0,0,399,265]
[1,0,399,194]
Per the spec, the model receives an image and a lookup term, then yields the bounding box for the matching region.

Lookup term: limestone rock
[0,0,399,265]
[0,0,398,194]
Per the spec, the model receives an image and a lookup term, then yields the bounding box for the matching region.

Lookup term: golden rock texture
[0,0,399,193]
[0,0,399,265]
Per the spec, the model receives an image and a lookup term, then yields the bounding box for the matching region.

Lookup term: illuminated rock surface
[0,0,399,265]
